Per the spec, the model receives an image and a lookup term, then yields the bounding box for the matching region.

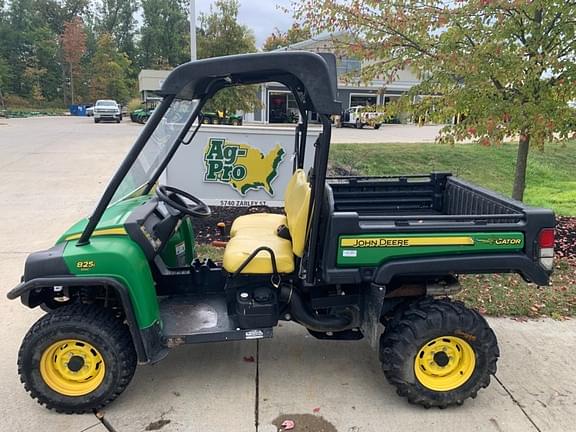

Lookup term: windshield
[96,101,117,107]
[110,98,197,204]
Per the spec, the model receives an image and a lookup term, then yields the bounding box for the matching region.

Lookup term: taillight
[538,228,555,270]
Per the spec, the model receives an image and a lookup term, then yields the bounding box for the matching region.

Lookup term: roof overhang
[159,51,342,114]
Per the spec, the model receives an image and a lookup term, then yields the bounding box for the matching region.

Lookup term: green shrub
[127,98,142,112]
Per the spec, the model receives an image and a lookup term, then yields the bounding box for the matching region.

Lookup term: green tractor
[8,52,555,413]
[129,100,159,124]
[202,110,243,126]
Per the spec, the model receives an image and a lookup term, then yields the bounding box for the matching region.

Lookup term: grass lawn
[457,261,576,319]
[1,107,67,118]
[329,140,576,216]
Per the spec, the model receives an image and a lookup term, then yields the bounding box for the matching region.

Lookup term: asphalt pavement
[0,117,574,432]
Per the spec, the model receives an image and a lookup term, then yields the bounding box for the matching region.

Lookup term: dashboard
[125,198,181,260]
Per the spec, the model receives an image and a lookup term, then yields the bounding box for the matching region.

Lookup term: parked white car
[93,99,122,123]
[339,105,383,129]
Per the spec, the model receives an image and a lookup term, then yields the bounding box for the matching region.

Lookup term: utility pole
[190,0,197,61]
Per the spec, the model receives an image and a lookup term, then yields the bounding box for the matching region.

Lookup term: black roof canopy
[159,51,342,114]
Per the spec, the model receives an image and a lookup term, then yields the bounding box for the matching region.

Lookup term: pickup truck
[93,99,122,123]
[339,105,384,129]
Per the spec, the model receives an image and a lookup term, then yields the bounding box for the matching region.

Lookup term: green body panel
[57,195,151,243]
[63,236,160,329]
[56,194,201,329]
[337,232,524,267]
[160,218,196,266]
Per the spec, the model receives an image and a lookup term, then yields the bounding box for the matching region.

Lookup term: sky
[195,0,295,48]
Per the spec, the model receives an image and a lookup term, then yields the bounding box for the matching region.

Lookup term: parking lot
[0,116,575,432]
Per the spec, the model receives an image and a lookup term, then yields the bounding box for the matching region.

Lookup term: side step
[159,295,273,346]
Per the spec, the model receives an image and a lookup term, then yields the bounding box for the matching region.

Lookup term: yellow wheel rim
[414,336,476,391]
[40,339,106,397]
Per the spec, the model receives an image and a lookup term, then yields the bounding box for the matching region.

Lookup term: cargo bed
[327,173,524,221]
[320,173,555,285]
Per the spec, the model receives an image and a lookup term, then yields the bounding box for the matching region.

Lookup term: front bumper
[94,112,121,120]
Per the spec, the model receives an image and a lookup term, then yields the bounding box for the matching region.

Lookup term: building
[247,33,421,124]
[138,69,171,103]
[137,35,421,124]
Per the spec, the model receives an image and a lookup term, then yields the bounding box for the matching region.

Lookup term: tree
[36,0,89,35]
[295,0,576,201]
[33,26,61,102]
[89,33,133,103]
[139,0,190,68]
[61,16,86,104]
[96,0,138,58]
[262,23,311,51]
[3,0,40,96]
[0,0,10,94]
[197,0,259,115]
[0,0,66,103]
[0,51,10,108]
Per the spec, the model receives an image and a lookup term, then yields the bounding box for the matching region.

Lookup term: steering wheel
[156,185,211,218]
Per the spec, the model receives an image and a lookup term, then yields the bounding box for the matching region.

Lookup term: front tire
[18,304,137,413]
[380,298,499,408]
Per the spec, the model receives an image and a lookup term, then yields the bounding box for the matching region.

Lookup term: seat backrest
[284,169,311,257]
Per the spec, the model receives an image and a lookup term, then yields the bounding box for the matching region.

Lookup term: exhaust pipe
[384,276,461,298]
[279,285,354,332]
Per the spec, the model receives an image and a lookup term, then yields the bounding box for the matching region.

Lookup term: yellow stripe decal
[340,237,475,248]
[65,227,127,241]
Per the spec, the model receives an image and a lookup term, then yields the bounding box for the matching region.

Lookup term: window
[350,94,377,107]
[384,95,400,105]
[337,59,361,78]
[110,99,197,204]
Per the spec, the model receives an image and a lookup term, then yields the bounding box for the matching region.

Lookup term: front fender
[7,237,165,363]
[7,276,161,363]
[61,236,161,329]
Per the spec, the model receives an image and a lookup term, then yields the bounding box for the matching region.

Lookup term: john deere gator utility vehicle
[8,52,555,413]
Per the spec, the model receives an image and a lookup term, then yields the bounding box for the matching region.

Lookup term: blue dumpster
[69,105,87,116]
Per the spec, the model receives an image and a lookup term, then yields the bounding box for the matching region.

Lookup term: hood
[57,195,151,243]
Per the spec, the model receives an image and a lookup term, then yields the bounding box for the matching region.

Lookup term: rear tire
[380,298,499,408]
[18,304,137,413]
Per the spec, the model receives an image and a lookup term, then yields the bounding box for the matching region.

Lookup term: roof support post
[304,113,332,283]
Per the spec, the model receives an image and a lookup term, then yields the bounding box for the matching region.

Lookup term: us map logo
[203,138,285,196]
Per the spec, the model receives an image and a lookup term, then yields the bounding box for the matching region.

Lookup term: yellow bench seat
[223,230,295,274]
[223,169,310,275]
[229,213,286,238]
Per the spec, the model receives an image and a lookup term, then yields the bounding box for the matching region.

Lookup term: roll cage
[77,51,342,283]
